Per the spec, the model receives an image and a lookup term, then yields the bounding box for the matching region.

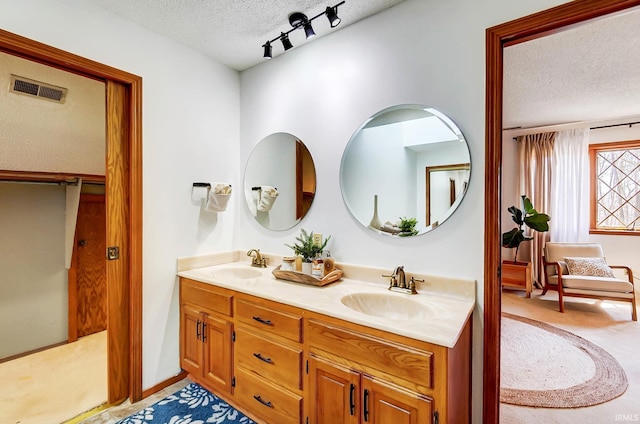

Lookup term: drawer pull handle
[253,352,273,364]
[253,395,273,408]
[252,316,273,326]
[196,320,201,340]
[349,383,355,416]
[364,388,370,422]
[202,323,207,343]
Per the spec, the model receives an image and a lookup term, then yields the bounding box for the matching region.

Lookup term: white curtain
[550,128,590,242]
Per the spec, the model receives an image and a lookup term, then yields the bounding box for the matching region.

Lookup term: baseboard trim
[141,370,188,399]
[0,341,68,364]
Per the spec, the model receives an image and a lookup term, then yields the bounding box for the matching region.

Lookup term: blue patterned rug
[116,382,255,424]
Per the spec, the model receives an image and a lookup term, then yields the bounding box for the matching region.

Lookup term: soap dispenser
[323,251,335,275]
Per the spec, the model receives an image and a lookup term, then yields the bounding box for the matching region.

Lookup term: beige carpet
[0,331,107,424]
[501,289,640,423]
[501,312,627,408]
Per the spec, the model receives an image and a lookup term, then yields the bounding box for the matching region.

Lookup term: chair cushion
[545,243,604,263]
[564,256,615,278]
[548,274,634,293]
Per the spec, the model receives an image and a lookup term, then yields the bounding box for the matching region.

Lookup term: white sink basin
[210,267,264,280]
[340,292,433,320]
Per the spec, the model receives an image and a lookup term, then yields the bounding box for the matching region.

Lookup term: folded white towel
[257,186,278,212]
[379,221,402,234]
[205,183,232,212]
[213,183,232,195]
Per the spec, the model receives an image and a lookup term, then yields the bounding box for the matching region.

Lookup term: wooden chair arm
[609,265,634,284]
[542,256,564,289]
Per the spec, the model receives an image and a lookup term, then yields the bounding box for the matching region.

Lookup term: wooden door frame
[0,29,143,403]
[483,0,640,421]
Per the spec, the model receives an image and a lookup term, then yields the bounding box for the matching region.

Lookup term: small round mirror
[244,132,316,231]
[340,105,471,237]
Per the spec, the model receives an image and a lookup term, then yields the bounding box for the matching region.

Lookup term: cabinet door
[362,376,432,424]
[202,314,234,393]
[180,304,203,375]
[308,356,359,424]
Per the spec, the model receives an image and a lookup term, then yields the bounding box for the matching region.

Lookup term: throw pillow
[564,256,615,278]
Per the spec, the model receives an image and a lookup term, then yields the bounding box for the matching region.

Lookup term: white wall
[0,183,67,358]
[239,1,566,422]
[0,0,240,388]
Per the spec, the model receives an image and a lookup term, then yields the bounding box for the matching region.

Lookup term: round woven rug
[500,312,628,408]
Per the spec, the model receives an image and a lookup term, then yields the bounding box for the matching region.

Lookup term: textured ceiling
[84,0,407,71]
[503,7,640,130]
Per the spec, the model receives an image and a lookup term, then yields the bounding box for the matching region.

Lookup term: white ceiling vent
[10,75,67,104]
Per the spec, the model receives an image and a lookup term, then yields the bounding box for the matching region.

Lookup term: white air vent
[10,75,67,104]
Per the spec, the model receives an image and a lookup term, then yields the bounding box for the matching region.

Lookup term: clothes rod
[1,179,78,186]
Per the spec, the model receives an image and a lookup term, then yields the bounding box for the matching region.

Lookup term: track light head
[290,12,316,39]
[263,41,272,59]
[280,32,293,51]
[325,6,341,27]
[303,21,316,39]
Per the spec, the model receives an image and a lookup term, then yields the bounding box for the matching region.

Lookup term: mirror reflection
[244,132,316,231]
[340,105,471,236]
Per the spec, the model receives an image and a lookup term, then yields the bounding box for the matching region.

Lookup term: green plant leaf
[507,206,523,226]
[502,228,525,248]
[524,213,550,232]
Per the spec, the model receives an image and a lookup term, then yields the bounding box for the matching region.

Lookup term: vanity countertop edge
[177,250,476,349]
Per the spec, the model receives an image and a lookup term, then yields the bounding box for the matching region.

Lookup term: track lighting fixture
[261,1,345,59]
[263,41,272,59]
[280,32,293,51]
[325,6,341,27]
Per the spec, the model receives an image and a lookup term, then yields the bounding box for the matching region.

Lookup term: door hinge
[433,411,439,424]
[232,331,236,342]
[232,376,236,387]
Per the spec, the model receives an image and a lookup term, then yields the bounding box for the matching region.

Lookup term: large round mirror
[340,105,471,236]
[244,132,316,231]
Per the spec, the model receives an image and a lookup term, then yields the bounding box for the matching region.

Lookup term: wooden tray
[271,265,343,287]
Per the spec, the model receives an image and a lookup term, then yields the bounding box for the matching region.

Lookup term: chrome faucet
[383,265,423,294]
[247,248,267,268]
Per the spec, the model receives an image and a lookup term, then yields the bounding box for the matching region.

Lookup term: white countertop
[177,251,476,348]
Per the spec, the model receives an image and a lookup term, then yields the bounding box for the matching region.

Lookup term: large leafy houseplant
[502,195,550,263]
[285,228,330,263]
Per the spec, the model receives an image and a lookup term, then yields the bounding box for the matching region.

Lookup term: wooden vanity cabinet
[308,355,433,424]
[233,294,304,424]
[179,276,471,424]
[180,278,234,395]
[305,315,471,424]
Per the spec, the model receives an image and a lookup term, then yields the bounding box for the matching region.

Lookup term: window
[590,140,640,234]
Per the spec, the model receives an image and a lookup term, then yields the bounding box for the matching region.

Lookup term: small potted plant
[398,217,419,237]
[285,228,330,274]
[501,195,550,296]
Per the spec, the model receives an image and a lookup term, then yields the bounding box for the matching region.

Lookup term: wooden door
[362,376,432,424]
[308,356,360,424]
[71,194,107,339]
[202,314,233,394]
[180,304,203,376]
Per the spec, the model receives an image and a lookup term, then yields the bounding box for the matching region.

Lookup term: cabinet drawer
[236,299,302,342]
[235,367,302,424]
[308,319,434,388]
[235,327,302,391]
[181,278,233,317]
